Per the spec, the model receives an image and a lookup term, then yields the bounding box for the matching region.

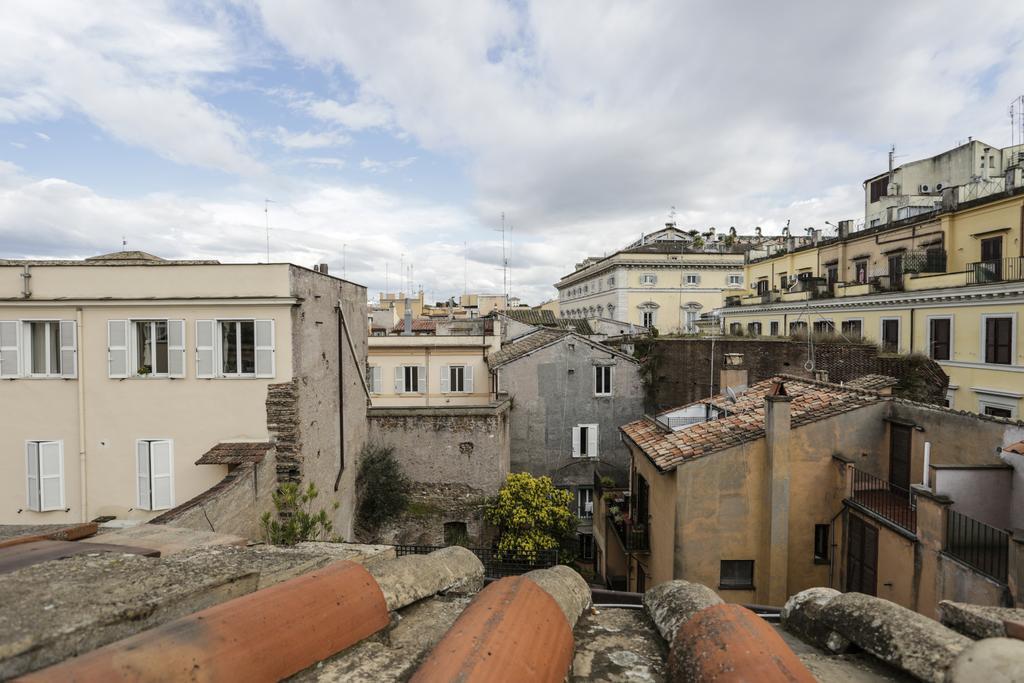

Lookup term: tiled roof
[845,374,899,391]
[488,328,568,367]
[623,376,884,471]
[498,309,558,326]
[1003,440,1024,455]
[556,318,595,335]
[195,442,272,465]
[390,318,437,333]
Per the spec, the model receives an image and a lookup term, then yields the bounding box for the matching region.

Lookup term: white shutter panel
[167,320,186,378]
[150,441,173,510]
[440,365,450,393]
[418,365,427,393]
[395,366,404,393]
[0,320,20,377]
[587,425,599,459]
[571,427,581,458]
[26,442,40,511]
[107,320,129,378]
[465,365,474,393]
[39,441,64,511]
[372,367,382,394]
[254,320,275,378]
[137,441,151,510]
[195,320,215,378]
[59,320,77,378]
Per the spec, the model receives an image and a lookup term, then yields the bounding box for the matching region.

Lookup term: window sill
[718,584,755,591]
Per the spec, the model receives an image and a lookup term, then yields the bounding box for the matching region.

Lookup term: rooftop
[488,327,568,367]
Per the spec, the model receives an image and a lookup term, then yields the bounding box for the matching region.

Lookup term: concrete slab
[80,523,247,555]
[571,607,668,682]
[0,543,394,679]
[938,601,1024,639]
[0,539,158,574]
[0,523,97,546]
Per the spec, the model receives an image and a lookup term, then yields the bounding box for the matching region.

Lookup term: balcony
[967,256,1024,285]
[849,467,916,533]
[607,512,650,553]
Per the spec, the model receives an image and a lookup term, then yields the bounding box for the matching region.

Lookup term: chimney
[403,299,413,336]
[764,382,793,606]
[720,353,748,394]
[837,220,852,239]
[319,263,329,275]
[813,369,829,383]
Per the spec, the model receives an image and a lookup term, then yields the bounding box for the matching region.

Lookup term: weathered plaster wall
[631,447,676,590]
[933,467,1013,529]
[372,483,492,546]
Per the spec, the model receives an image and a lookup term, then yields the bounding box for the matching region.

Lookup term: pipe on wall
[334,300,346,492]
[76,307,87,521]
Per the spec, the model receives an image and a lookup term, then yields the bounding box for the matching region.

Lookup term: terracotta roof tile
[195,442,272,466]
[489,329,568,367]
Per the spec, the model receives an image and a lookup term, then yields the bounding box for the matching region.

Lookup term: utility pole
[264,199,275,263]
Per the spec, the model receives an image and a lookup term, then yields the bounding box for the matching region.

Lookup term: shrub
[355,443,410,533]
[486,472,577,562]
[261,482,339,546]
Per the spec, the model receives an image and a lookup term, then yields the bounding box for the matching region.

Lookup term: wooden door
[846,515,878,595]
[981,236,1003,280]
[889,424,912,491]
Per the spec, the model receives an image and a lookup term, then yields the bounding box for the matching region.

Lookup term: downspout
[77,307,87,520]
[334,301,345,491]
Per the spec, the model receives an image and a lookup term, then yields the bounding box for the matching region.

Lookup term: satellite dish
[727,386,738,404]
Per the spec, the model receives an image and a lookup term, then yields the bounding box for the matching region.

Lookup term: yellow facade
[723,191,1024,416]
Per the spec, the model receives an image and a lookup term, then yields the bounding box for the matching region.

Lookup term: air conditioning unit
[918,183,931,193]
[887,182,899,195]
[934,182,945,192]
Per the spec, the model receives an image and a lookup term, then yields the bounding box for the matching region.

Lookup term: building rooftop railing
[850,467,917,533]
[607,512,650,553]
[966,256,1024,286]
[945,509,1009,584]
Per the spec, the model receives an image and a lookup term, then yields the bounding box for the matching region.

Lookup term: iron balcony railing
[902,249,947,274]
[608,513,650,553]
[967,256,1024,285]
[393,544,558,578]
[850,467,917,533]
[945,510,1009,584]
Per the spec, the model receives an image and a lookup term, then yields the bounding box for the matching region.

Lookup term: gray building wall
[497,337,643,490]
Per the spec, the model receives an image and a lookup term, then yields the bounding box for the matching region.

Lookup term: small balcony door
[981,236,1003,280]
[889,424,912,491]
[846,515,878,596]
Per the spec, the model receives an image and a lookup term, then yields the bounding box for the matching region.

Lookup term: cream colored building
[723,167,1024,417]
[0,252,367,533]
[556,226,748,334]
[366,319,501,407]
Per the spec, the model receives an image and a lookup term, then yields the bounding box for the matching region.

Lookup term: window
[642,311,655,328]
[814,524,829,563]
[108,320,186,378]
[778,273,789,290]
[366,365,382,393]
[136,439,174,511]
[442,365,473,393]
[756,279,769,295]
[813,320,834,335]
[747,322,762,337]
[2,320,77,378]
[841,319,863,339]
[25,441,64,512]
[983,316,1013,365]
[641,274,657,285]
[578,533,594,560]
[195,320,274,378]
[977,390,1019,419]
[770,321,779,336]
[984,405,1013,418]
[789,321,807,335]
[728,274,743,287]
[719,560,754,589]
[928,318,952,361]
[595,365,612,396]
[607,277,615,286]
[869,176,889,203]
[396,365,425,392]
[881,318,900,352]
[573,424,599,458]
[685,310,699,332]
[135,321,168,375]
[607,304,615,317]
[685,274,699,286]
[577,487,594,518]
[729,322,742,335]
[854,259,868,284]
[826,264,838,286]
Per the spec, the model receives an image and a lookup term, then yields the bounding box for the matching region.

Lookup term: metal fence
[945,510,1009,584]
[967,256,1024,285]
[393,544,559,578]
[850,468,917,533]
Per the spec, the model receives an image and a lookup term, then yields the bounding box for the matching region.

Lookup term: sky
[2,1,1024,305]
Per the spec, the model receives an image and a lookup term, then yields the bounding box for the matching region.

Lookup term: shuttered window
[928,318,951,361]
[137,439,174,510]
[441,365,472,393]
[26,440,64,512]
[984,316,1013,365]
[366,365,382,393]
[572,424,599,458]
[1,320,22,377]
[396,365,426,392]
[195,320,274,378]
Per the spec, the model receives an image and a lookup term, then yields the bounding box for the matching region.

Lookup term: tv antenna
[1010,95,1024,150]
[264,199,275,263]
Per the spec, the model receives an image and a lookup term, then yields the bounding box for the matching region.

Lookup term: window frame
[196,319,275,379]
[366,365,382,394]
[685,274,699,286]
[577,486,594,518]
[573,423,599,458]
[879,317,901,353]
[641,310,655,328]
[25,439,65,512]
[926,315,953,362]
[840,318,864,339]
[719,559,755,590]
[401,364,424,393]
[16,319,76,379]
[981,314,1015,366]
[136,438,175,511]
[640,273,657,286]
[727,274,743,287]
[594,365,612,396]
[577,532,595,560]
[813,524,830,564]
[769,321,780,336]
[747,322,762,337]
[127,319,187,378]
[25,320,62,377]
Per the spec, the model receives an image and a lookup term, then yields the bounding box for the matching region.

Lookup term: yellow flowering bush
[486,472,577,560]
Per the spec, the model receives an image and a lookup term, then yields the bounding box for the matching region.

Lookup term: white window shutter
[59,320,77,378]
[465,365,474,393]
[254,320,275,378]
[372,367,382,394]
[26,442,40,511]
[418,365,426,392]
[150,441,173,510]
[195,320,215,378]
[39,441,64,511]
[395,366,404,393]
[695,275,702,285]
[107,320,129,378]
[167,320,186,378]
[571,427,581,458]
[440,365,450,393]
[0,320,20,377]
[137,441,151,510]
[587,425,599,458]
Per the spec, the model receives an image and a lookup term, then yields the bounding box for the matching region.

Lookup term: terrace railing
[945,510,1009,584]
[850,467,917,533]
[608,513,650,553]
[967,256,1024,285]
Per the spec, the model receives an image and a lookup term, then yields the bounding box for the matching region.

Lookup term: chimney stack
[318,263,329,275]
[837,220,852,239]
[764,382,793,606]
[403,299,413,336]
[813,369,829,383]
[720,353,748,394]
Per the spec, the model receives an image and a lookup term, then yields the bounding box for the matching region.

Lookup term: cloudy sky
[2,2,1024,304]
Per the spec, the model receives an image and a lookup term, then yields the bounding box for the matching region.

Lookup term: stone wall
[372,483,493,546]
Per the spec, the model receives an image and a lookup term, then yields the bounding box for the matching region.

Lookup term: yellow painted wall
[367,336,498,407]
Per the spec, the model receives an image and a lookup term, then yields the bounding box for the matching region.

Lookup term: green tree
[355,443,411,535]
[261,482,338,546]
[486,473,577,561]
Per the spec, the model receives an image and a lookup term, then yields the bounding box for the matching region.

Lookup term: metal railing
[945,510,1009,583]
[608,513,650,553]
[850,468,917,533]
[902,249,947,274]
[967,256,1024,285]
[393,544,558,578]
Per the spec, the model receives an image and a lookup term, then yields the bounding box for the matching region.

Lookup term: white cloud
[360,156,417,174]
[306,96,394,131]
[272,126,350,150]
[9,142,25,149]
[34,132,50,141]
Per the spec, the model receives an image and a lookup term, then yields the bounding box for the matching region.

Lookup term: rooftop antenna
[668,205,677,227]
[121,236,127,252]
[463,241,468,298]
[264,199,275,263]
[385,262,389,300]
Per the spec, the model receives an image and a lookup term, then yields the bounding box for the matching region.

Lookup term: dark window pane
[929,319,951,360]
[720,560,754,588]
[154,321,168,374]
[240,321,255,373]
[221,322,238,373]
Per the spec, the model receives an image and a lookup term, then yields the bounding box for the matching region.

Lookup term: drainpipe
[334,300,346,492]
[21,265,31,298]
[76,307,87,521]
